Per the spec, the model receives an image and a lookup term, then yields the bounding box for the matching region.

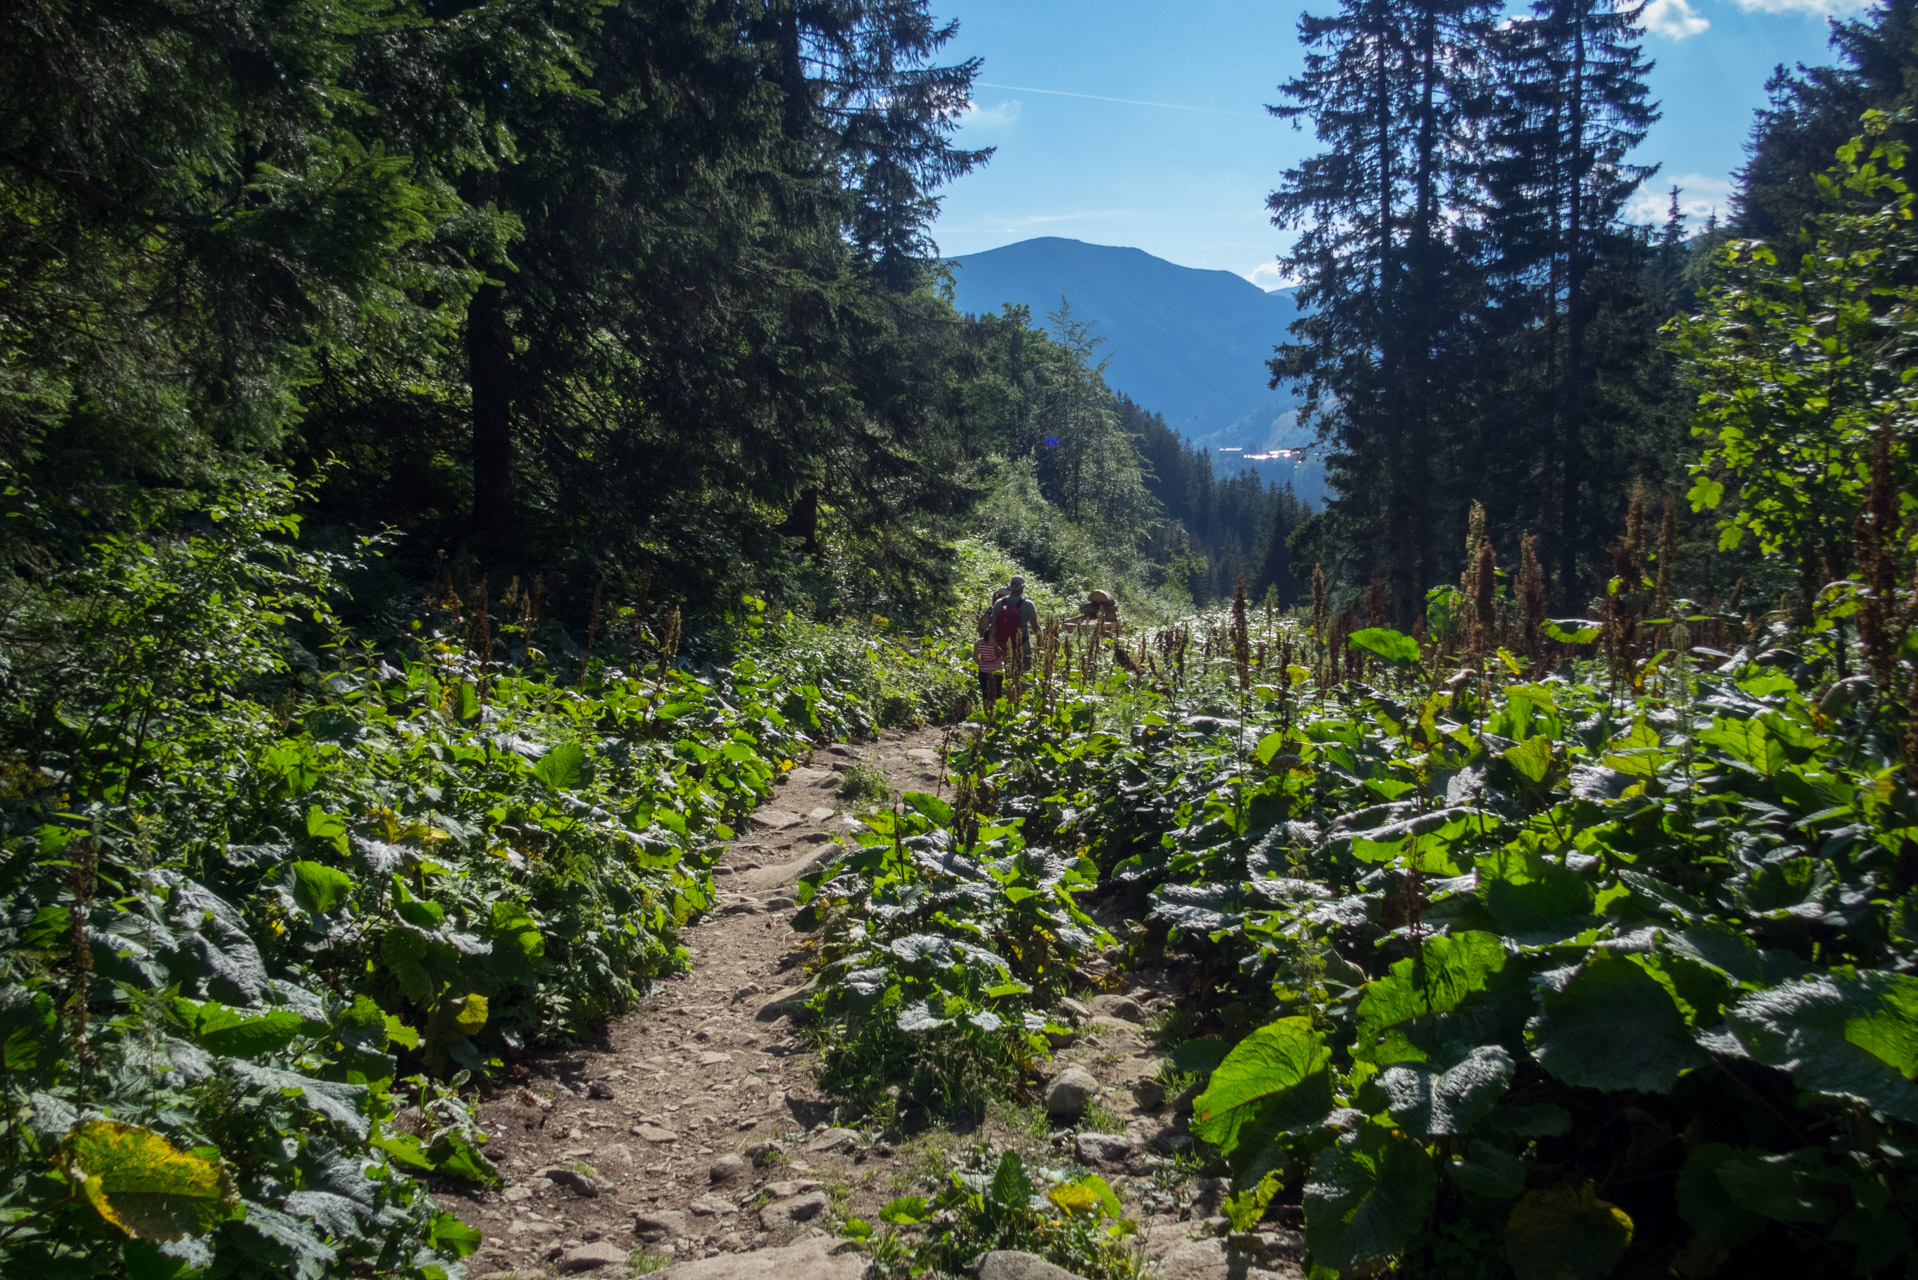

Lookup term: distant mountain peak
[948,238,1305,452]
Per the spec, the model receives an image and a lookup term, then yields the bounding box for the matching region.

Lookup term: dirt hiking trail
[448,726,1306,1280]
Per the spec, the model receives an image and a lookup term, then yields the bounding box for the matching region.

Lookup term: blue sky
[930,0,1857,286]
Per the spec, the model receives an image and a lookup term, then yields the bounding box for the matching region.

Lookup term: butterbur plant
[871,1149,1140,1280]
[795,788,1109,1117]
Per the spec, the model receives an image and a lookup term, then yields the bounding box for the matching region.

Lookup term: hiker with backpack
[982,577,1037,662]
[975,579,1036,716]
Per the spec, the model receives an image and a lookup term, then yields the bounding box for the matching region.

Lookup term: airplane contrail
[973,82,1253,118]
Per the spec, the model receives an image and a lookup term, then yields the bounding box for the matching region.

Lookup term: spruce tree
[1481,0,1657,601]
[1737,0,1918,241]
[1267,0,1497,622]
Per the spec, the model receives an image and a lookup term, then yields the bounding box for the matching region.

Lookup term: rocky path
[451,726,1305,1280]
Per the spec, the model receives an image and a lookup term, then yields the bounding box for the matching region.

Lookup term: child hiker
[973,621,1005,714]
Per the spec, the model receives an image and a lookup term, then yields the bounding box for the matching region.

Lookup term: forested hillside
[2,1,1917,1279]
[948,238,1307,451]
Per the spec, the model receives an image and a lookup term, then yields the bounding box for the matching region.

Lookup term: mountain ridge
[946,236,1309,453]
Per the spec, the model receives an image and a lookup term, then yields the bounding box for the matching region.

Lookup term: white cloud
[1725,0,1871,14]
[957,98,1021,129]
[1625,172,1737,229]
[1243,261,1295,291]
[1642,0,1709,39]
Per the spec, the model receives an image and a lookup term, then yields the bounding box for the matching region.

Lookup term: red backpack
[992,597,1023,645]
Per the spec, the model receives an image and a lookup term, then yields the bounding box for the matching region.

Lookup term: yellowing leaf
[64,1120,227,1241]
[454,993,489,1035]
[1506,1183,1633,1280]
[1048,1182,1101,1214]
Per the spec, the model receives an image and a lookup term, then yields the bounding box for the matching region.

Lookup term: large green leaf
[1354,931,1509,1065]
[65,1120,228,1242]
[1528,954,1705,1093]
[1503,735,1554,784]
[1726,971,1918,1123]
[988,1150,1035,1209]
[1476,845,1594,939]
[1504,1183,1633,1280]
[533,742,585,790]
[1303,1121,1436,1272]
[1446,1140,1527,1199]
[174,999,304,1058]
[1191,1016,1334,1161]
[1348,628,1422,666]
[289,860,352,915]
[428,1212,482,1258]
[1674,1144,1766,1251]
[1376,1044,1514,1137]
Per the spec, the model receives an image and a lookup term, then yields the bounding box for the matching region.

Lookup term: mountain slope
[948,237,1307,450]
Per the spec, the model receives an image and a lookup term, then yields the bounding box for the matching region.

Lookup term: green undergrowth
[861,1149,1141,1280]
[795,769,1111,1120]
[0,480,979,1278]
[798,598,1918,1279]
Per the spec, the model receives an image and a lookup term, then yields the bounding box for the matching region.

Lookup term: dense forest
[0,0,1300,632]
[3,0,1918,1278]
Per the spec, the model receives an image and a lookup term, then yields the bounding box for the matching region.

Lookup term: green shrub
[836,764,893,808]
[869,1149,1140,1280]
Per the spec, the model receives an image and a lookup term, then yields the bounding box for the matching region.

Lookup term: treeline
[1269,0,1695,620]
[1123,396,1313,605]
[955,301,1311,613]
[1,0,993,626]
[0,0,1308,635]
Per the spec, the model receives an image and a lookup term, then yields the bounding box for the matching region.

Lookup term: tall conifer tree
[1267,0,1496,621]
[1482,0,1657,599]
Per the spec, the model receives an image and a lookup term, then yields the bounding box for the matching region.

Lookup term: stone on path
[709,1154,749,1188]
[806,807,835,821]
[974,1252,1090,1280]
[700,1051,734,1066]
[762,1179,821,1199]
[1088,994,1146,1022]
[759,1190,829,1232]
[755,984,813,1022]
[557,1242,630,1273]
[1084,1015,1140,1039]
[788,768,836,787]
[805,1127,859,1154]
[689,1193,738,1217]
[633,1124,679,1143]
[904,748,942,765]
[542,1166,607,1197]
[1147,1234,1305,1280]
[1131,1078,1167,1110]
[633,1210,689,1242]
[1044,1067,1099,1119]
[752,809,804,831]
[738,847,834,891]
[1073,1132,1135,1166]
[654,1234,865,1280]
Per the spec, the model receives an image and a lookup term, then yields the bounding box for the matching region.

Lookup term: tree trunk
[468,282,515,539]
[780,487,821,553]
[1558,20,1588,606]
